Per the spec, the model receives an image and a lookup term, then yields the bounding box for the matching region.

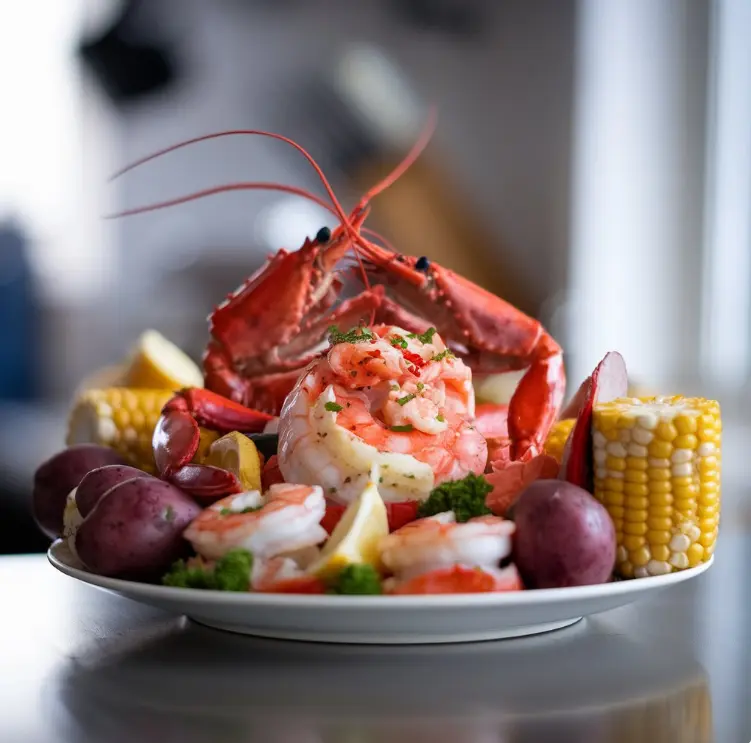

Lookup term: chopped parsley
[436,413,445,422]
[327,325,375,345]
[408,327,437,344]
[432,349,454,362]
[389,335,408,349]
[163,505,175,522]
[417,472,493,522]
[390,424,414,432]
[219,505,261,516]
[417,382,425,391]
[324,401,343,412]
[397,393,416,406]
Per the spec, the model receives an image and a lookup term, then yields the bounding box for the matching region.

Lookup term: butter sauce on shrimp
[277,325,488,505]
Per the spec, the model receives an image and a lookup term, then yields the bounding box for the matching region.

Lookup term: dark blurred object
[388,0,486,36]
[78,0,176,104]
[0,220,39,402]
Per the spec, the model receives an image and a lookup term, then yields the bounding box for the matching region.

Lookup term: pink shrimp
[277,325,488,505]
[183,483,327,561]
[379,511,515,582]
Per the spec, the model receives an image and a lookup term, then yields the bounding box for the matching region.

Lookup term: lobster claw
[152,388,274,499]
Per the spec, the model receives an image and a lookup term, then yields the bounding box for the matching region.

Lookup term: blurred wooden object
[352,154,533,314]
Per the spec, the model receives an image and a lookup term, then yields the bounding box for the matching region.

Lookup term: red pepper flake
[402,350,426,370]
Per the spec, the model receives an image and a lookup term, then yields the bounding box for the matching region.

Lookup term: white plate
[48,540,713,644]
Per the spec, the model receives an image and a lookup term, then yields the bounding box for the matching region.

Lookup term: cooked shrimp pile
[277,325,488,505]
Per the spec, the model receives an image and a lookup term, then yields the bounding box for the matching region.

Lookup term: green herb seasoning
[408,327,437,344]
[324,401,343,412]
[390,424,414,433]
[397,393,416,406]
[328,325,375,345]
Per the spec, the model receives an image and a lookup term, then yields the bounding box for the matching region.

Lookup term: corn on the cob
[543,418,576,463]
[592,395,721,578]
[66,388,174,473]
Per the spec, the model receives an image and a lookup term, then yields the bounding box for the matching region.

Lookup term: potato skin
[511,479,616,589]
[33,445,127,538]
[75,477,202,579]
[76,465,153,519]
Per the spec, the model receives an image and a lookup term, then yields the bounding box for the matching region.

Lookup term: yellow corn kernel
[675,433,698,449]
[66,387,175,473]
[625,470,648,484]
[606,456,627,471]
[625,495,649,510]
[624,482,649,497]
[648,440,673,459]
[647,529,671,545]
[675,414,698,435]
[648,480,672,494]
[605,477,625,493]
[647,467,671,481]
[655,421,678,441]
[687,543,704,567]
[625,509,648,523]
[624,522,648,536]
[623,534,645,550]
[631,546,651,567]
[651,544,671,562]
[647,516,672,531]
[542,418,575,463]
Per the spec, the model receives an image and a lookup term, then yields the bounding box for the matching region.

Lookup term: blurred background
[0,0,749,553]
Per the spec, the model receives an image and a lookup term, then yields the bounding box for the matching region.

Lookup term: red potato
[76,465,154,518]
[75,477,202,579]
[511,479,616,589]
[33,445,127,538]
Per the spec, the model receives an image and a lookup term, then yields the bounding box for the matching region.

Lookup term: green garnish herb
[328,564,383,595]
[408,327,437,344]
[324,401,343,412]
[389,335,408,349]
[432,349,454,362]
[417,472,493,523]
[436,413,445,422]
[397,393,416,406]
[328,325,375,345]
[163,505,175,522]
[390,424,414,432]
[219,506,261,516]
[417,382,424,391]
[162,548,253,592]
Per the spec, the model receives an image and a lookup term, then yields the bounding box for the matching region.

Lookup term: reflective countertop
[4,424,750,742]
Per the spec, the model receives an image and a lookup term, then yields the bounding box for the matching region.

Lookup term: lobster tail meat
[560,351,628,490]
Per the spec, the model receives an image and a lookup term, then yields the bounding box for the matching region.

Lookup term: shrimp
[183,483,327,561]
[379,511,515,580]
[277,325,488,505]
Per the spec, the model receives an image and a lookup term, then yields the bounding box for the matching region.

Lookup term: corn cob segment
[592,395,721,578]
[543,418,576,463]
[66,388,174,473]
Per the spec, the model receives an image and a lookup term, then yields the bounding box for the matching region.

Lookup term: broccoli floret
[417,472,493,522]
[329,564,383,595]
[213,549,253,591]
[162,548,252,592]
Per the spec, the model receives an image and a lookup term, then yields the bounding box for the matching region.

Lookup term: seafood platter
[39,123,720,642]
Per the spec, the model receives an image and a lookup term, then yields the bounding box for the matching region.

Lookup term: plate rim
[47,540,714,609]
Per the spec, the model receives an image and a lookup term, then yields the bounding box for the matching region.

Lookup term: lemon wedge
[310,467,389,580]
[203,432,262,491]
[122,329,204,390]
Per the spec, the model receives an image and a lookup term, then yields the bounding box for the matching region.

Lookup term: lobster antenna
[356,104,438,209]
[108,129,358,237]
[106,182,336,219]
